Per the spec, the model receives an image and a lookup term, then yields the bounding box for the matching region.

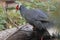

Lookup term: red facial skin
[16,5,19,11]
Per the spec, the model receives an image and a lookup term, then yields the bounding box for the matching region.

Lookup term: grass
[0,6,26,30]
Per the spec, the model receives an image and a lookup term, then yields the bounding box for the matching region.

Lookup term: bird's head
[15,1,22,11]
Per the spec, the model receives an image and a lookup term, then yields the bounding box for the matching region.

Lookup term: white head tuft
[15,1,22,6]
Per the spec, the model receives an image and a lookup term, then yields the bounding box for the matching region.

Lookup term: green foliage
[8,10,26,25]
[0,10,6,30]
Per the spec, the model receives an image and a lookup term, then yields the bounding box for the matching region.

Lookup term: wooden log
[0,24,33,40]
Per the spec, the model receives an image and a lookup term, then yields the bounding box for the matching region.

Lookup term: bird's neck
[19,5,28,17]
[20,5,27,11]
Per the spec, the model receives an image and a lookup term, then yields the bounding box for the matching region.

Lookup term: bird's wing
[29,9,49,21]
[26,9,53,30]
[31,9,53,27]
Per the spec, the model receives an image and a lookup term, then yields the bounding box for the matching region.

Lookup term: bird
[16,5,52,30]
[16,4,55,40]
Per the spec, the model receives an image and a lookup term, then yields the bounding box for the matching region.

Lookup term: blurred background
[0,0,60,33]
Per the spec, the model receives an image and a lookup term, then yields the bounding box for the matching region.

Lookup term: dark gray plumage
[19,5,52,30]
